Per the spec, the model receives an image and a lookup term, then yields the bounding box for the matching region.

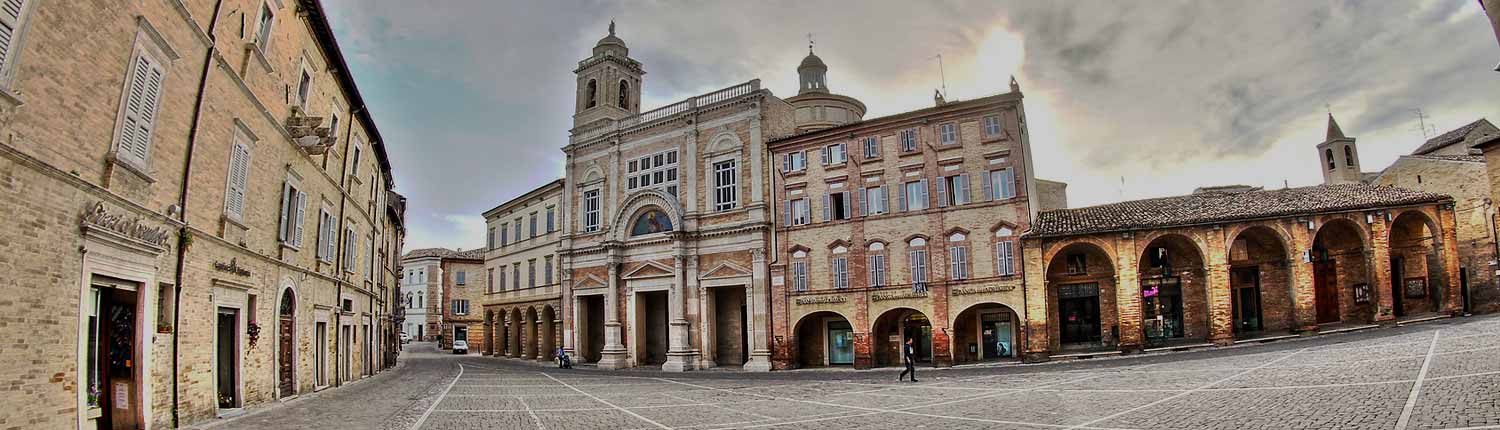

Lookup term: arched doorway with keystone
[872,308,931,367]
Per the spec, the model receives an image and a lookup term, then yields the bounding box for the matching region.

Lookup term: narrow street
[194,315,1500,430]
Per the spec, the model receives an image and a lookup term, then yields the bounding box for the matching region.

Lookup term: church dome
[799,52,826,70]
[592,21,629,56]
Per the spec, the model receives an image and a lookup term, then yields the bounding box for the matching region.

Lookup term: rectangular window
[254,2,274,50]
[223,138,252,221]
[790,198,810,226]
[328,111,340,141]
[822,143,846,165]
[862,136,880,159]
[863,186,888,215]
[868,254,887,287]
[513,219,521,243]
[940,174,970,207]
[996,241,1016,276]
[297,68,312,106]
[528,259,536,288]
[115,47,166,168]
[544,256,554,285]
[983,115,1002,137]
[512,264,520,290]
[950,246,969,280]
[900,128,917,152]
[278,182,307,247]
[1066,253,1087,275]
[529,213,537,238]
[832,257,849,290]
[714,159,737,211]
[351,143,362,177]
[487,268,494,292]
[366,235,373,279]
[546,206,555,232]
[343,226,357,272]
[783,151,806,172]
[0,0,31,80]
[791,261,808,292]
[500,223,509,245]
[989,168,1016,200]
[487,227,495,249]
[630,149,679,191]
[452,300,469,315]
[583,189,601,232]
[317,209,334,262]
[825,192,851,221]
[939,123,957,145]
[456,271,467,286]
[910,249,929,292]
[497,269,505,292]
[904,180,929,211]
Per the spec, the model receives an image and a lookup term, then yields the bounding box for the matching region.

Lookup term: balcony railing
[572,79,760,145]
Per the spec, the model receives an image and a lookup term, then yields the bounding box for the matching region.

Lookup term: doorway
[314,322,327,387]
[1314,261,1340,323]
[278,292,295,397]
[1390,256,1406,318]
[1058,283,1102,346]
[216,307,240,410]
[827,320,854,365]
[579,296,604,363]
[88,284,142,430]
[711,286,747,366]
[981,312,1013,359]
[1141,277,1185,340]
[1231,268,1264,333]
[635,291,669,366]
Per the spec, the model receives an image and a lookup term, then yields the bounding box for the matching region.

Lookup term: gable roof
[402,247,483,261]
[1027,183,1450,238]
[1411,118,1495,155]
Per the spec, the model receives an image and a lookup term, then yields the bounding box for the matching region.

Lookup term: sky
[322,0,1500,252]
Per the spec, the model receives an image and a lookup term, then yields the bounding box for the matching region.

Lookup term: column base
[1022,351,1051,364]
[743,352,773,372]
[1208,334,1235,347]
[662,351,700,372]
[597,348,629,370]
[697,358,718,370]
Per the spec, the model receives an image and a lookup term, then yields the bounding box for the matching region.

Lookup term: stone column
[745,248,773,371]
[1439,205,1464,315]
[1116,234,1143,352]
[598,260,629,369]
[1369,215,1396,323]
[692,255,716,369]
[1021,239,1050,362]
[1288,220,1318,332]
[663,254,699,371]
[1205,228,1235,346]
[562,269,575,356]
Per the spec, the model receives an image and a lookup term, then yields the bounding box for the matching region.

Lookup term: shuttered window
[317,209,335,262]
[224,140,252,221]
[117,50,166,168]
[278,181,307,247]
[0,0,29,81]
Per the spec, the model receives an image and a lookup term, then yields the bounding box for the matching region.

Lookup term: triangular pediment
[574,273,607,290]
[622,260,675,280]
[701,261,751,280]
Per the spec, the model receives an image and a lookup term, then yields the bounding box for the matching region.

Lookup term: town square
[1,1,1499,429]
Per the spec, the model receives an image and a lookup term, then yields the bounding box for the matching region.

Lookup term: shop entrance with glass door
[1231,268,1264,333]
[981,313,1013,359]
[216,307,240,411]
[87,283,142,430]
[826,320,854,365]
[1141,277,1185,341]
[1057,283,1102,346]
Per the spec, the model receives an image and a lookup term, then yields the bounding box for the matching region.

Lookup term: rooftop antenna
[932,53,947,99]
[1412,108,1435,139]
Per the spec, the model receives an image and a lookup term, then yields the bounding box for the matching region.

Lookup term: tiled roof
[450,248,485,260]
[1027,183,1450,238]
[403,247,484,260]
[1411,118,1494,155]
[1408,154,1485,163]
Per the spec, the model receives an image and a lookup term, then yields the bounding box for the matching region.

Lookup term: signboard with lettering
[1404,278,1427,298]
[1058,283,1099,299]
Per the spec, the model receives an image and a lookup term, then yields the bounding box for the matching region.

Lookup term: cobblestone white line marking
[1395,330,1441,430]
[540,372,670,429]
[517,396,546,429]
[1066,348,1308,429]
[412,364,464,430]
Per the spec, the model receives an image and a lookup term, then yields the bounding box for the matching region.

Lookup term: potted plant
[247,321,261,348]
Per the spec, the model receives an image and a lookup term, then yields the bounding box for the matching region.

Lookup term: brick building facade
[0,1,404,428]
[439,250,484,350]
[481,179,565,362]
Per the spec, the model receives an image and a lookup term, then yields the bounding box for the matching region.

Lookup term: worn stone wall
[1374,157,1497,313]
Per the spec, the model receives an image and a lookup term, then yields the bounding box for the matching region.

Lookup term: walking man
[898,337,918,382]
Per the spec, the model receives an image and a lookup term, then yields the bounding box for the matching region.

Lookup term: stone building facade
[766,76,1056,370]
[481,179,565,361]
[400,250,440,341]
[0,1,403,428]
[560,24,790,371]
[439,250,485,350]
[1020,184,1462,360]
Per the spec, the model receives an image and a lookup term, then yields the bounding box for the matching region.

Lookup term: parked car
[400,332,411,344]
[452,340,468,354]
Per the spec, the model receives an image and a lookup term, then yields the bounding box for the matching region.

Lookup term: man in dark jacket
[898,337,918,382]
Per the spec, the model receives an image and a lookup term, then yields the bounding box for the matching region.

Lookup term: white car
[452,340,468,354]
[400,332,411,344]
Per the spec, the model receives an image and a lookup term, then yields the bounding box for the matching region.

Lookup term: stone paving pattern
[196,315,1500,430]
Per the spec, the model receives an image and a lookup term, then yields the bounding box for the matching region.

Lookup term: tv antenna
[1412,108,1436,139]
[932,53,947,99]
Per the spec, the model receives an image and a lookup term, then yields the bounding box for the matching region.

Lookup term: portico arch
[1389,210,1444,317]
[1137,233,1210,344]
[611,189,684,242]
[1312,218,1373,324]
[951,302,1021,364]
[791,310,854,368]
[1045,241,1117,351]
[1227,225,1296,335]
[872,307,931,367]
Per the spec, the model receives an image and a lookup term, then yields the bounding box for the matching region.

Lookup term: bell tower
[1317,114,1363,184]
[574,21,644,128]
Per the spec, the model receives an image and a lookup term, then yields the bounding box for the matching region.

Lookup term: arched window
[280,290,295,317]
[1343,145,1354,166]
[1325,148,1335,170]
[618,80,630,109]
[630,210,673,236]
[586,79,598,108]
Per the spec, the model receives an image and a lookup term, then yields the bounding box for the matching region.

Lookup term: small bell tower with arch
[574,20,644,128]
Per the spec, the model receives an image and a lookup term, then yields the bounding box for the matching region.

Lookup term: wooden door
[1314,261,1340,323]
[278,316,294,396]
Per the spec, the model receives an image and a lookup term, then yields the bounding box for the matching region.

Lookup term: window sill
[110,154,158,183]
[244,42,274,74]
[898,150,922,158]
[935,143,962,152]
[858,156,882,165]
[0,86,23,110]
[221,213,248,230]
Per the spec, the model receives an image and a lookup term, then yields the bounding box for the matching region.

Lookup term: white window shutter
[294,190,306,247]
[0,0,25,73]
[278,182,291,242]
[822,194,830,222]
[855,189,865,217]
[782,201,791,227]
[936,177,948,208]
[897,184,907,212]
[842,191,852,218]
[225,144,249,218]
[120,53,164,164]
[919,179,930,207]
[782,154,789,173]
[958,174,971,204]
[882,185,892,213]
[982,171,993,202]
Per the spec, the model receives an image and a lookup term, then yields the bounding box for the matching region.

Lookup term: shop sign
[214,257,252,277]
[951,285,1015,296]
[81,202,171,249]
[1058,283,1098,299]
[795,296,847,305]
[872,291,927,302]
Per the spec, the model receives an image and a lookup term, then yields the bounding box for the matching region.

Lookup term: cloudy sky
[322,0,1500,251]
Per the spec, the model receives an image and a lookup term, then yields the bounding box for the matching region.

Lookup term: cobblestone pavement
[212,316,1500,429]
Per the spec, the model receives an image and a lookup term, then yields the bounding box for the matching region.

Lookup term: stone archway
[524,307,539,359]
[483,310,495,355]
[508,308,523,358]
[951,303,1021,364]
[872,308,931,367]
[1137,234,1210,344]
[1389,210,1444,317]
[276,286,296,398]
[792,311,854,368]
[541,305,557,361]
[1045,241,1117,351]
[1227,225,1296,335]
[1313,218,1372,324]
